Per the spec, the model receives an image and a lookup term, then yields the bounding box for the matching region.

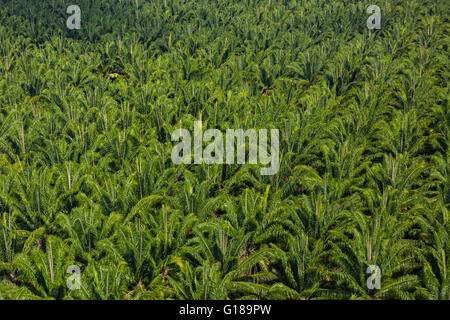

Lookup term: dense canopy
[0,0,448,299]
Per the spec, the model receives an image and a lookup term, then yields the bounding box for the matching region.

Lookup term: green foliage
[0,0,448,300]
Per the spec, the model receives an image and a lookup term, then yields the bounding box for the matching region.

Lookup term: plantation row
[0,0,448,299]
